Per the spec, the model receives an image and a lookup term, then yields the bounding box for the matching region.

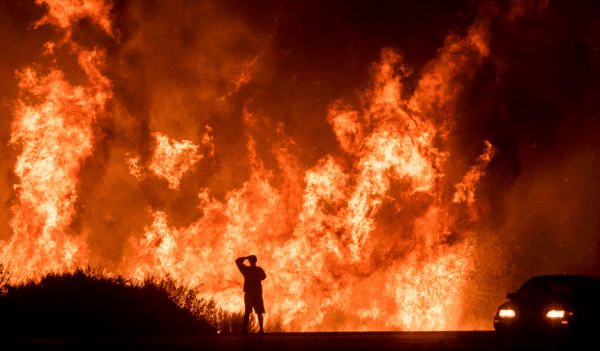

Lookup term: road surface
[12,331,581,350]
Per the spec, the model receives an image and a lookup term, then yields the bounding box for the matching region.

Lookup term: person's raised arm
[235,256,247,272]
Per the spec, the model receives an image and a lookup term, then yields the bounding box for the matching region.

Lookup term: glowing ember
[34,0,113,35]
[453,141,496,207]
[148,133,203,190]
[126,155,143,180]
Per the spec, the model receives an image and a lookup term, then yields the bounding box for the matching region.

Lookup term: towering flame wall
[2,0,599,332]
[4,0,113,279]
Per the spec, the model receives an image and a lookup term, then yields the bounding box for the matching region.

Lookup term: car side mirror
[506,293,516,300]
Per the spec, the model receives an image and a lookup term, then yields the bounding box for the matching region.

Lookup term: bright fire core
[3,0,502,332]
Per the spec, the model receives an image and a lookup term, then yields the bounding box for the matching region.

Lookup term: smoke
[457,0,600,283]
[69,0,272,265]
[1,0,599,330]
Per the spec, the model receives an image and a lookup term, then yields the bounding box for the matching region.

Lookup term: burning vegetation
[1,0,599,333]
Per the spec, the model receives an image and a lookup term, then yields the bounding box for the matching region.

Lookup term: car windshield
[517,277,600,298]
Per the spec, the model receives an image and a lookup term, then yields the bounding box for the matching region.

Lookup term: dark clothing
[244,292,265,314]
[236,257,267,313]
[236,258,266,295]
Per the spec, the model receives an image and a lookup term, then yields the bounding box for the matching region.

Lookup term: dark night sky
[1,0,599,291]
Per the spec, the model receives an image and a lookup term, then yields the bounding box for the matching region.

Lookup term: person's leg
[258,313,264,333]
[243,294,252,333]
[243,311,250,333]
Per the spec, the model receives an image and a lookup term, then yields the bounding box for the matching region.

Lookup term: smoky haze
[0,0,599,331]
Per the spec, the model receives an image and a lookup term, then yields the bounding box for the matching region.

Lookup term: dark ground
[10,331,586,350]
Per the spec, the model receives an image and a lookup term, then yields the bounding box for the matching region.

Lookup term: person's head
[248,255,257,265]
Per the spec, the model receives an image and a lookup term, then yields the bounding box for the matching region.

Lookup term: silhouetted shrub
[0,267,217,338]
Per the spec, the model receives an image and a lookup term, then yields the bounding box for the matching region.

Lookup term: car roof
[521,275,600,286]
[526,274,600,281]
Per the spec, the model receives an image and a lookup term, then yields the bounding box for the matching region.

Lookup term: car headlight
[498,309,515,318]
[546,310,564,319]
[546,310,572,319]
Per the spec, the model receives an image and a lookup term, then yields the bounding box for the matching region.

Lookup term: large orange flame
[123,19,494,331]
[2,0,499,331]
[3,0,111,279]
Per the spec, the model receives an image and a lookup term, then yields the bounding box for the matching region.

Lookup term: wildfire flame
[2,0,499,331]
[5,38,111,277]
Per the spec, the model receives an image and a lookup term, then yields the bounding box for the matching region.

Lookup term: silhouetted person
[236,255,267,333]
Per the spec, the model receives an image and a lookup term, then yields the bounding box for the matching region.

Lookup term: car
[494,275,600,344]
